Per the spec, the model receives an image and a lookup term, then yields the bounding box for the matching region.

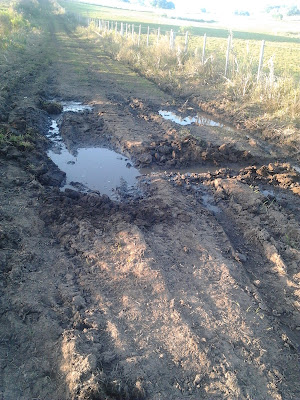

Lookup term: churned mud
[1,11,300,400]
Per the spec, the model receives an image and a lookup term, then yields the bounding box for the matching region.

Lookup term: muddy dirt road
[1,12,300,400]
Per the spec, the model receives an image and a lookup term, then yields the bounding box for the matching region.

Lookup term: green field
[60,0,300,79]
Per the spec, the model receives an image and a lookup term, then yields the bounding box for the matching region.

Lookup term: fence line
[74,14,268,81]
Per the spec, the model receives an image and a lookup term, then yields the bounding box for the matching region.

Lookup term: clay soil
[1,13,300,400]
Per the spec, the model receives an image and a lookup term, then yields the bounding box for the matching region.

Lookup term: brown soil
[1,14,300,400]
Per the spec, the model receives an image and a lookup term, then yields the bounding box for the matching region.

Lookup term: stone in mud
[87,194,102,207]
[228,154,238,162]
[64,188,81,200]
[177,213,192,223]
[257,166,268,177]
[138,153,152,165]
[40,101,63,115]
[218,144,230,154]
[165,160,176,168]
[159,145,172,155]
[39,170,66,187]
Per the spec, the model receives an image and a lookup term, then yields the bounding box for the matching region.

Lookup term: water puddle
[260,188,276,199]
[61,101,93,113]
[201,193,221,214]
[159,110,234,131]
[168,172,221,214]
[293,165,300,174]
[46,101,141,199]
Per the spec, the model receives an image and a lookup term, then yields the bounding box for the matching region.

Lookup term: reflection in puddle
[48,146,141,198]
[61,101,93,113]
[201,193,220,214]
[260,188,276,198]
[46,101,141,199]
[159,110,233,131]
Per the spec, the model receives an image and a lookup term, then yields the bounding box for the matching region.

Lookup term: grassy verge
[84,25,299,150]
[0,0,63,147]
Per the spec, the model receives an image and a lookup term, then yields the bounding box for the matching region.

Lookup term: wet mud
[1,12,300,400]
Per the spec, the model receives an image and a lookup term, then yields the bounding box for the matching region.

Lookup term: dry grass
[87,24,300,139]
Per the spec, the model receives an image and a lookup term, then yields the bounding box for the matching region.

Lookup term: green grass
[60,1,300,81]
[61,1,300,43]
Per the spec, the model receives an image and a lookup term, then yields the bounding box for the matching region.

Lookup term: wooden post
[115,21,118,33]
[147,26,150,46]
[125,23,128,36]
[132,24,134,40]
[202,33,206,64]
[225,34,231,77]
[184,31,189,53]
[170,29,174,50]
[257,40,265,83]
[121,22,124,36]
[138,25,141,47]
[157,27,160,44]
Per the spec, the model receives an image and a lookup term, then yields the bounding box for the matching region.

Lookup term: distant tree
[287,6,300,16]
[265,5,280,13]
[151,0,175,9]
[234,10,250,16]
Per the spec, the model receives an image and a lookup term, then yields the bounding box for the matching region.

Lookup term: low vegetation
[85,24,299,144]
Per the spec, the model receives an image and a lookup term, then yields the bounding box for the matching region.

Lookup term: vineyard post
[257,40,265,82]
[170,29,174,50]
[121,22,124,36]
[138,25,141,46]
[225,34,231,77]
[202,33,206,64]
[147,26,150,46]
[184,31,189,53]
[132,24,135,40]
[157,27,160,44]
[115,22,118,33]
[125,23,128,36]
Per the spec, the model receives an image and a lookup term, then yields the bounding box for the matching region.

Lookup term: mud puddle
[159,109,234,132]
[293,165,300,174]
[168,172,221,214]
[46,102,141,199]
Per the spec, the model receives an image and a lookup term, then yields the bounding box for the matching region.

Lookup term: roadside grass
[84,25,300,143]
[61,2,300,82]
[0,125,35,150]
[0,0,60,135]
